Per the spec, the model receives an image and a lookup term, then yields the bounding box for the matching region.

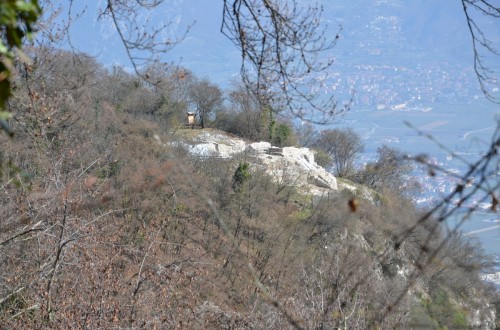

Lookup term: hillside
[0,49,498,329]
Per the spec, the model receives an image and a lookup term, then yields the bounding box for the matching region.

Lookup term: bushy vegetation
[312,127,364,178]
[213,83,296,146]
[0,48,497,329]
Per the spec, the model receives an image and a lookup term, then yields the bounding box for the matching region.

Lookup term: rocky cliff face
[172,130,338,196]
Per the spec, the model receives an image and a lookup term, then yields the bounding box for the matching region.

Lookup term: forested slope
[0,48,498,329]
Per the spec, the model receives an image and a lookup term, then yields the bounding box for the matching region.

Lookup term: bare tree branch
[100,0,194,79]
[377,119,500,324]
[462,0,500,102]
[222,0,347,122]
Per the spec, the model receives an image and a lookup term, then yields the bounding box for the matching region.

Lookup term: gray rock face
[179,131,338,195]
[247,141,271,154]
[307,173,337,190]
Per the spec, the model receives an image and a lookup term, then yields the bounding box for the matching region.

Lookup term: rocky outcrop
[173,130,338,195]
[251,145,337,194]
[247,141,271,155]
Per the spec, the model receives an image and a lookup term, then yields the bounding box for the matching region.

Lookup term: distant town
[318,10,497,110]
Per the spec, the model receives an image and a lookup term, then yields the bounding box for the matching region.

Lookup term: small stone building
[186,112,196,126]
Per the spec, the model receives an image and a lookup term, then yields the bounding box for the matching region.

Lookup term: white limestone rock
[189,143,219,157]
[247,142,271,154]
[307,173,337,190]
[179,130,339,195]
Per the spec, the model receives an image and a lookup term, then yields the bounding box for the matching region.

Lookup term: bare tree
[313,128,364,178]
[188,78,224,128]
[98,0,193,78]
[295,123,318,148]
[356,145,419,196]
[461,0,500,102]
[221,0,345,122]
[214,82,271,141]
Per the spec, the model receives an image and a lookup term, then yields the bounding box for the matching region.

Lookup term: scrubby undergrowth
[0,48,498,329]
